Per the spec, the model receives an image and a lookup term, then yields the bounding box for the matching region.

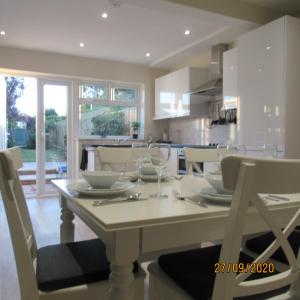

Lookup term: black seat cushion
[36,239,139,292]
[158,245,288,300]
[246,230,300,264]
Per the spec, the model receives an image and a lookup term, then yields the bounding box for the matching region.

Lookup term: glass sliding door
[1,75,74,197]
[0,75,38,196]
[37,80,71,196]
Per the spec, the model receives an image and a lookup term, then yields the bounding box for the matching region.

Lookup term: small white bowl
[141,163,157,175]
[82,171,120,189]
[204,174,232,194]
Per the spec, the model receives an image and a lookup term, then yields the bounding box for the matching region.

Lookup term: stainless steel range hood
[190,44,229,96]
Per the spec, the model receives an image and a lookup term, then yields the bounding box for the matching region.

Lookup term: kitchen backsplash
[169,117,238,145]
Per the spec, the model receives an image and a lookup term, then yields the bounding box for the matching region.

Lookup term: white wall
[0,46,169,142]
[169,117,237,145]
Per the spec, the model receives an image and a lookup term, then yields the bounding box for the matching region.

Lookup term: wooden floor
[0,197,150,300]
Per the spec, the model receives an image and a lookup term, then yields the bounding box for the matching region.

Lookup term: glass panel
[80,83,107,100]
[2,76,38,196]
[44,84,67,193]
[79,104,137,137]
[111,87,136,103]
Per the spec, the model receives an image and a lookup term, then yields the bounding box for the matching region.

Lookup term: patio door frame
[36,78,75,197]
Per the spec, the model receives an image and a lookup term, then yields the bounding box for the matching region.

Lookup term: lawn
[21,148,66,162]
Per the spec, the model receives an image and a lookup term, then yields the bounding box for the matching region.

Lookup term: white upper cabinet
[238,17,284,150]
[237,16,300,157]
[223,48,238,110]
[154,67,208,119]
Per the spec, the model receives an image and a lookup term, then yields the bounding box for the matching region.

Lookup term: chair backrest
[213,155,300,300]
[96,146,134,171]
[0,147,39,300]
[183,147,219,174]
[96,146,147,172]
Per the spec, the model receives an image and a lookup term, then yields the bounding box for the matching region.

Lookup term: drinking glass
[132,143,148,185]
[148,143,171,199]
[262,144,278,158]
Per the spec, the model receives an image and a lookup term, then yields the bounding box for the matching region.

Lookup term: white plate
[198,187,233,205]
[68,181,135,197]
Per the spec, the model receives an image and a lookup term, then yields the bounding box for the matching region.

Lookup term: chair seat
[246,230,300,264]
[158,245,288,300]
[36,239,139,292]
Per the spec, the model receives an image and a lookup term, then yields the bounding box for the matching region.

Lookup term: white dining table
[52,176,300,300]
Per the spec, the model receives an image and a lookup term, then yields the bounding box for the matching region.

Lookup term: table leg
[59,194,75,243]
[106,229,141,300]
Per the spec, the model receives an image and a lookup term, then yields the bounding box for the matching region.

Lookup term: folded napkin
[173,175,209,198]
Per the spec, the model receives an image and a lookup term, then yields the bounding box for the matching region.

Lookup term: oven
[177,148,203,175]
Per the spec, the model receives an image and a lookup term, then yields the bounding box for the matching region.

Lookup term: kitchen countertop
[84,144,216,149]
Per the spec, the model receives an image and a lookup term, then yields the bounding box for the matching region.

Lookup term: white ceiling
[0,0,257,68]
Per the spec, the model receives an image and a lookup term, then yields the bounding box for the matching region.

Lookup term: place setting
[66,143,174,204]
[172,168,291,207]
[172,169,233,207]
[67,170,136,198]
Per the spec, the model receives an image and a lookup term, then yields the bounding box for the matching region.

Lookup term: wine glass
[216,144,227,161]
[236,144,247,156]
[132,143,148,185]
[262,144,278,158]
[148,143,171,199]
[227,144,247,156]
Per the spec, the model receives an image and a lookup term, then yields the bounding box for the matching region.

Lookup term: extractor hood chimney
[190,44,229,96]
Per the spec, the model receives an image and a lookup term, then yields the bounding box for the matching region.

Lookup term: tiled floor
[0,197,150,300]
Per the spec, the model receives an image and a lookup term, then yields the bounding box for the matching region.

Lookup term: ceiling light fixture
[101,12,108,19]
[184,29,191,36]
[266,46,271,50]
[108,0,122,7]
[146,52,151,57]
[0,30,6,36]
[80,43,85,48]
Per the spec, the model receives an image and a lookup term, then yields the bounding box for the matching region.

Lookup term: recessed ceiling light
[79,43,85,48]
[146,52,150,57]
[101,12,108,19]
[184,29,191,36]
[0,30,6,36]
[266,46,271,50]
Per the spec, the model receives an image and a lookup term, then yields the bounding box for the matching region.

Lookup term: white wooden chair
[0,147,145,300]
[184,147,219,174]
[96,146,137,172]
[148,155,300,300]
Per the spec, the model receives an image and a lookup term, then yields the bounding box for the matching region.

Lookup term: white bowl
[204,174,232,194]
[141,163,157,175]
[82,171,120,189]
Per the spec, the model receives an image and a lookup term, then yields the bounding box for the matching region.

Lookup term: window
[78,82,140,138]
[111,87,136,103]
[80,83,108,100]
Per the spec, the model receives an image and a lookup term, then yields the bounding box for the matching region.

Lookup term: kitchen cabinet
[223,48,238,110]
[238,16,300,158]
[154,67,208,119]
